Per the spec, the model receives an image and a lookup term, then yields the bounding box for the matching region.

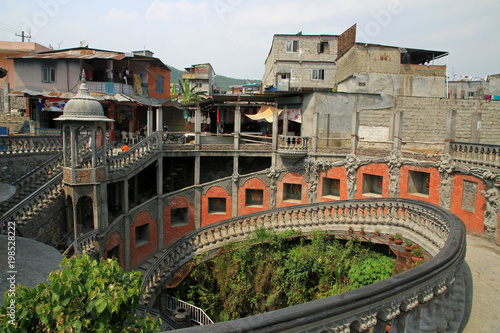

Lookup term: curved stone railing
[141,198,469,332]
[0,173,64,231]
[451,141,500,169]
[108,131,162,176]
[0,135,63,154]
[75,229,99,254]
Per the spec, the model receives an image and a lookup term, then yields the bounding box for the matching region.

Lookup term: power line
[15,31,32,42]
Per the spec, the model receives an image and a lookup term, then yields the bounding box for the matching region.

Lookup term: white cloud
[145,0,210,21]
[99,8,137,24]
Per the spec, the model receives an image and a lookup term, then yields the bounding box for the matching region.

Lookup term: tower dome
[56,74,112,122]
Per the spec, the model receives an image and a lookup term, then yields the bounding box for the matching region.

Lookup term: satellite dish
[80,40,89,48]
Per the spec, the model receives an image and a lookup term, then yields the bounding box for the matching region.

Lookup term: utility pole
[15,31,31,42]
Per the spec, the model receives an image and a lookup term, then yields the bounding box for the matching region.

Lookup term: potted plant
[348,226,354,235]
[388,234,394,243]
[374,228,381,236]
[360,226,366,236]
[404,239,413,252]
[411,245,424,262]
[412,259,425,268]
[394,233,403,245]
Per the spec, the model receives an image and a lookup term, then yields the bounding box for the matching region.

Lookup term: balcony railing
[0,135,62,154]
[140,197,468,333]
[450,141,500,169]
[86,81,133,95]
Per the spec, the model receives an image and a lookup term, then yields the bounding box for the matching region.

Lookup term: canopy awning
[245,105,282,123]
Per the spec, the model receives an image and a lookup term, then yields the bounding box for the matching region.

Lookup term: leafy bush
[0,254,160,332]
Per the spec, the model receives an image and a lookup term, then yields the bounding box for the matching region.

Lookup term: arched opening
[75,195,94,237]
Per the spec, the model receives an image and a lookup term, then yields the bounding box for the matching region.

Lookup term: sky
[0,0,499,80]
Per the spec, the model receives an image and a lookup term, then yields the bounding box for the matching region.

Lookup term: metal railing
[165,295,214,326]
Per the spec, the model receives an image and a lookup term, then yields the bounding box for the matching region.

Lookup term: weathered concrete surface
[464,234,500,332]
[0,235,62,305]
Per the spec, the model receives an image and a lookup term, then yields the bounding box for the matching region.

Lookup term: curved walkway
[464,234,500,332]
[0,235,62,305]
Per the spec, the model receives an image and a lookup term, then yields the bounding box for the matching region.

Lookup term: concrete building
[182,63,216,95]
[262,33,339,92]
[448,74,500,100]
[335,43,448,97]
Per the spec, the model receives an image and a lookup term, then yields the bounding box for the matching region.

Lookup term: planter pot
[395,239,403,245]
[348,230,353,235]
[412,256,424,263]
[405,246,412,252]
[360,231,365,236]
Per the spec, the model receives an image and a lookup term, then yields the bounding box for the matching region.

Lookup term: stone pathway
[0,235,62,305]
[463,234,500,332]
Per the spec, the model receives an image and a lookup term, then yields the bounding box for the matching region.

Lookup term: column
[71,126,78,168]
[232,156,239,217]
[194,154,201,229]
[283,106,289,137]
[156,105,163,133]
[63,126,70,167]
[91,128,97,168]
[3,83,10,115]
[351,97,359,154]
[393,111,403,151]
[156,156,164,251]
[234,103,241,150]
[444,109,457,155]
[325,113,330,147]
[271,105,279,166]
[471,111,482,143]
[194,103,201,150]
[108,103,116,141]
[147,106,154,136]
[312,112,319,153]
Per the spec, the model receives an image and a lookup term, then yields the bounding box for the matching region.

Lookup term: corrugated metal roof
[9,89,167,106]
[9,48,126,60]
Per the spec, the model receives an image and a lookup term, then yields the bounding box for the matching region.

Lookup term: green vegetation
[171,79,207,104]
[0,254,160,332]
[171,228,394,322]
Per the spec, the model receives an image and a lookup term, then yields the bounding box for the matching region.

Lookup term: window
[468,91,475,98]
[135,224,150,247]
[311,69,325,80]
[283,183,302,202]
[245,189,263,207]
[318,41,329,54]
[322,178,341,198]
[462,180,478,213]
[41,63,56,83]
[208,198,226,214]
[107,245,120,263]
[171,207,189,226]
[408,171,430,196]
[362,174,383,196]
[286,40,299,53]
[155,74,164,94]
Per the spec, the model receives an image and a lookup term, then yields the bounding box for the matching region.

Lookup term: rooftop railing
[450,141,500,169]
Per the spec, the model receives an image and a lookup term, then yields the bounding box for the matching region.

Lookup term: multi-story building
[262,33,339,92]
[448,74,500,100]
[182,63,216,95]
[335,42,448,97]
[8,46,170,139]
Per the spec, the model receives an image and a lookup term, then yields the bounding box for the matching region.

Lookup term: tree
[171,79,207,104]
[0,254,160,332]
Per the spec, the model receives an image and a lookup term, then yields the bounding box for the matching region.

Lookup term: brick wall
[450,174,487,235]
[163,195,195,247]
[104,232,125,269]
[201,186,232,227]
[399,165,441,205]
[317,167,348,202]
[356,164,390,199]
[276,172,309,207]
[238,178,270,216]
[129,211,158,268]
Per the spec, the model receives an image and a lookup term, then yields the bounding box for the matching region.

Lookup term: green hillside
[167,65,261,93]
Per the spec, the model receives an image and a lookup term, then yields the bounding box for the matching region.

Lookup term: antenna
[80,40,89,48]
[15,30,32,42]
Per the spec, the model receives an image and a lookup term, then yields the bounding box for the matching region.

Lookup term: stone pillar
[157,155,164,251]
[71,127,78,168]
[444,109,457,155]
[271,106,279,166]
[63,126,70,167]
[108,103,116,141]
[393,111,403,151]
[194,154,201,229]
[234,104,241,150]
[124,215,131,271]
[195,103,201,150]
[3,83,10,114]
[123,179,129,214]
[147,106,154,136]
[351,97,359,155]
[283,106,289,136]
[325,113,331,147]
[311,112,319,153]
[91,129,97,168]
[232,156,239,217]
[156,105,163,133]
